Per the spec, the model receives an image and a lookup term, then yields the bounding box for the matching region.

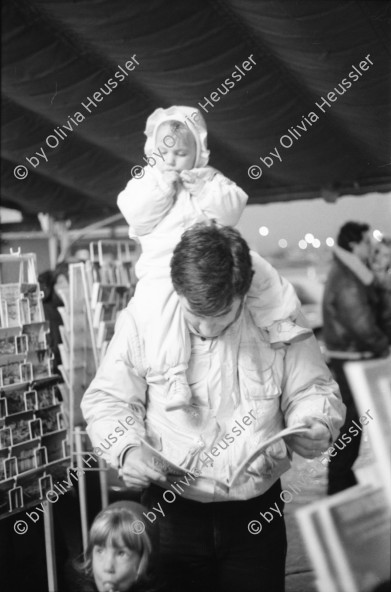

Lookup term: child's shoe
[268,319,312,349]
[166,373,192,411]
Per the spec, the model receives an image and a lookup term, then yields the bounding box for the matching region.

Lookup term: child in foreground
[118,105,311,411]
[74,501,156,592]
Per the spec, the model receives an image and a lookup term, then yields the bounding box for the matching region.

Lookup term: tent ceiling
[2,0,390,227]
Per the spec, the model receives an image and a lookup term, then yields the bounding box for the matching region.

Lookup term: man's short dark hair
[170,222,254,316]
[337,222,370,252]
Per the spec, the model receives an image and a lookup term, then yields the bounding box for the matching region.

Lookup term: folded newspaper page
[140,438,189,477]
[229,423,308,487]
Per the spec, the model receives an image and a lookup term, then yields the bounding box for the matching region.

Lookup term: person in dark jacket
[38,261,71,373]
[38,269,64,373]
[322,222,390,495]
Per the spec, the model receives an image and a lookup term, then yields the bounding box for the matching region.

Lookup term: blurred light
[326,237,334,247]
[313,239,321,248]
[278,239,288,248]
[1,207,23,223]
[304,233,314,244]
[74,248,90,261]
[259,226,269,236]
[298,240,307,249]
[373,229,383,242]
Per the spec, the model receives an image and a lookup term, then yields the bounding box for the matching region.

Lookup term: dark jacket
[374,273,391,343]
[39,270,64,372]
[322,255,389,357]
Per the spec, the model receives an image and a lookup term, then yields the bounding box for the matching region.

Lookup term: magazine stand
[58,244,137,553]
[87,240,136,362]
[72,241,138,551]
[58,260,118,552]
[297,484,390,592]
[345,356,391,503]
[0,250,70,592]
[74,426,109,551]
[69,262,98,445]
[296,355,391,592]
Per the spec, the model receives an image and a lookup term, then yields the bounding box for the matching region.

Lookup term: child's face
[155,123,196,173]
[92,544,139,592]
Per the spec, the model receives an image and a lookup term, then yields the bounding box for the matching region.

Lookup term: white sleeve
[117,167,176,236]
[197,170,248,226]
[281,321,345,442]
[246,252,301,328]
[81,310,147,467]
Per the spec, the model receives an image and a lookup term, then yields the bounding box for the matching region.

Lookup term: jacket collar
[333,245,373,285]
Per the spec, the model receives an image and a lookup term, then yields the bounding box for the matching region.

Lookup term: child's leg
[132,278,192,410]
[266,318,313,348]
[247,251,312,346]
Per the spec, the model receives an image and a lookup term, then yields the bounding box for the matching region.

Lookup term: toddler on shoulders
[118,106,311,411]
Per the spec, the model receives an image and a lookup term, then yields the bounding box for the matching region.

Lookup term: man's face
[178,296,243,339]
[351,231,372,264]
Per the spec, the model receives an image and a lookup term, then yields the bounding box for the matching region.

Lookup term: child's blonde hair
[156,120,195,148]
[77,501,154,589]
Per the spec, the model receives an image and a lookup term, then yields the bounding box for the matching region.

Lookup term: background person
[38,268,64,373]
[322,221,390,495]
[82,222,344,592]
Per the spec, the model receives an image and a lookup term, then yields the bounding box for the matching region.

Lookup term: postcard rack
[0,250,71,591]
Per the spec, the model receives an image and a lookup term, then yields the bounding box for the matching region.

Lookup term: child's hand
[180,168,215,195]
[161,170,180,190]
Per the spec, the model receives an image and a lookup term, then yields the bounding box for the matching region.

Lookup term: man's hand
[121,447,166,491]
[285,418,331,459]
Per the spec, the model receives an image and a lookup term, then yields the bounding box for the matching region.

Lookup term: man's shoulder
[117,305,139,330]
[241,305,271,343]
[114,305,148,375]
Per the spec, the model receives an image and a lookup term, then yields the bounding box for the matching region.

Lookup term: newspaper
[140,423,309,486]
[229,423,308,487]
[140,438,190,478]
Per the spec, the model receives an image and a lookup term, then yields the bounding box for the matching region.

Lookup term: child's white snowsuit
[118,106,304,393]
